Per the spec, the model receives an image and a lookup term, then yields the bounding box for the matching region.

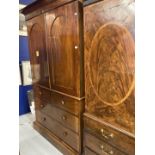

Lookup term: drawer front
[33,86,51,110]
[33,86,51,101]
[51,91,83,116]
[85,147,97,155]
[84,116,135,155]
[85,132,125,155]
[36,111,80,152]
[42,104,79,133]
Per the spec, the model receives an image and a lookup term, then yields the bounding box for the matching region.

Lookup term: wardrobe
[21,0,135,154]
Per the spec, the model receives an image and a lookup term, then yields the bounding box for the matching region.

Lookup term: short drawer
[33,86,51,101]
[85,132,125,155]
[33,86,51,110]
[51,91,83,116]
[84,115,135,155]
[85,147,97,155]
[36,111,80,152]
[42,104,79,133]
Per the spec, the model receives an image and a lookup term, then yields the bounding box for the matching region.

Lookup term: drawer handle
[36,50,39,57]
[61,100,65,105]
[39,91,42,95]
[108,150,114,155]
[100,144,114,155]
[100,144,104,150]
[100,129,114,139]
[63,132,68,137]
[62,116,67,121]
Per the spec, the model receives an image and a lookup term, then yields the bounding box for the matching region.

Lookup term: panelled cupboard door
[46,1,82,97]
[84,0,135,134]
[27,15,50,88]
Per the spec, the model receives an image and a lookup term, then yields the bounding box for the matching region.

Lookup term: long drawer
[50,91,84,116]
[85,132,125,155]
[84,115,135,155]
[42,104,79,133]
[36,111,80,152]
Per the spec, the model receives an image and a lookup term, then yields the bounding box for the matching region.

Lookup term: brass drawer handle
[99,144,114,155]
[36,50,40,57]
[62,116,67,121]
[100,129,114,139]
[63,132,68,137]
[108,150,114,155]
[61,100,65,105]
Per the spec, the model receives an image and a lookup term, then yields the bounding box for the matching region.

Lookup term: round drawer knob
[41,104,44,108]
[61,100,65,105]
[75,46,78,49]
[39,91,42,95]
[109,150,114,155]
[109,133,114,138]
[100,144,104,150]
[100,128,104,133]
[74,12,78,16]
[63,132,68,137]
[62,116,67,120]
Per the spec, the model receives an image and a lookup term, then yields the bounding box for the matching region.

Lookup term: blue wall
[19,36,32,115]
[19,0,35,115]
[19,36,30,62]
[19,0,36,5]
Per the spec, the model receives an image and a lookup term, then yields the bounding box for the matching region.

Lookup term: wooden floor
[19,113,63,155]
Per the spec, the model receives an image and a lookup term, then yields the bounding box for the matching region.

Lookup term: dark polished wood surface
[21,0,76,20]
[84,114,135,155]
[84,0,135,134]
[50,91,84,116]
[23,0,135,154]
[25,1,85,154]
[34,121,79,155]
[84,132,125,155]
[33,85,84,154]
[84,0,135,154]
[36,111,80,152]
[27,15,50,88]
[42,104,80,133]
[46,1,83,97]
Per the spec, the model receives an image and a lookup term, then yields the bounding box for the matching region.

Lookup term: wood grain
[84,114,135,155]
[27,15,50,88]
[36,111,80,152]
[46,1,84,98]
[84,0,135,133]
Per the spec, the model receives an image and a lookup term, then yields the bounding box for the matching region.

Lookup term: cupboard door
[84,0,135,134]
[27,15,50,88]
[46,1,82,97]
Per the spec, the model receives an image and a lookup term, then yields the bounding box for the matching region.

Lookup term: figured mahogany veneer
[83,0,135,154]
